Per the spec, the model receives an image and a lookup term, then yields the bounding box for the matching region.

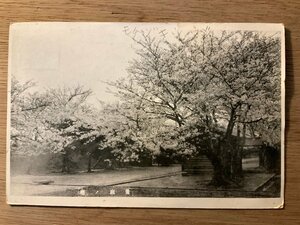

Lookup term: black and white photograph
[7,23,285,208]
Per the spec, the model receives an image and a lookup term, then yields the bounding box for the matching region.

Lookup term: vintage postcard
[7,22,285,208]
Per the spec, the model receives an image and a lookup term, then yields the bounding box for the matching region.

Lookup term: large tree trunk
[204,148,231,187]
[223,107,243,182]
[202,130,243,186]
[231,123,243,180]
[191,106,244,187]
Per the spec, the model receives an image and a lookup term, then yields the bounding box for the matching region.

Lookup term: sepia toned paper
[7,22,285,208]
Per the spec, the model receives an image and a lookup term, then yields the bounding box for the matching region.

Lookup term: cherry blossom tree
[10,76,51,156]
[109,28,281,186]
[10,78,97,172]
[99,101,159,167]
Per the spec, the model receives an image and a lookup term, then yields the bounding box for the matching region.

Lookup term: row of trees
[10,28,281,186]
[10,77,155,173]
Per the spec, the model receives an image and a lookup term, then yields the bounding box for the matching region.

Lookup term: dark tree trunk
[223,107,243,181]
[225,107,236,139]
[222,141,232,179]
[230,145,243,180]
[87,153,92,173]
[61,152,70,173]
[231,123,243,180]
[204,149,230,187]
[219,107,236,180]
[203,132,243,186]
[233,145,243,179]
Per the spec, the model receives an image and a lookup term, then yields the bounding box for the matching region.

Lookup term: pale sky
[9,22,283,106]
[10,23,140,105]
